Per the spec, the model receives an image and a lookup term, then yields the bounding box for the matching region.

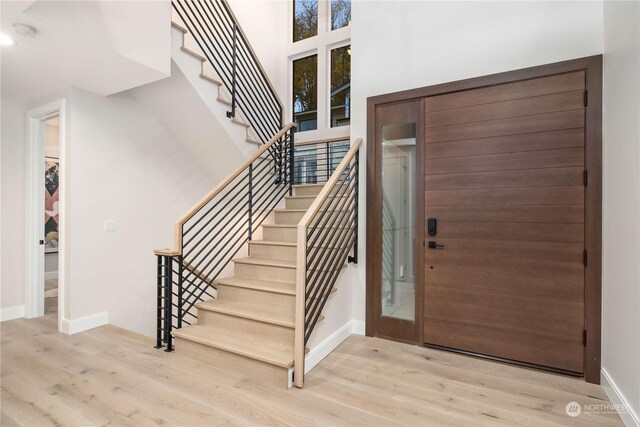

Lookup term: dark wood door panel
[425,286,584,337]
[426,204,584,223]
[425,71,585,112]
[425,147,584,175]
[424,317,584,373]
[426,251,584,281]
[424,237,584,262]
[426,186,584,206]
[425,167,584,190]
[425,129,584,159]
[425,109,584,144]
[426,268,583,301]
[436,221,584,242]
[426,90,585,128]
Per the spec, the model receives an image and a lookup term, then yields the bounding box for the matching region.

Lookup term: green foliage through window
[293,54,318,131]
[331,45,350,127]
[293,0,318,42]
[331,0,351,31]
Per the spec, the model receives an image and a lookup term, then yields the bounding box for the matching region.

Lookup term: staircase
[153,0,361,389]
[172,183,326,388]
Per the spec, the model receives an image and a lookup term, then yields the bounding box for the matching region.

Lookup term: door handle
[427,241,444,249]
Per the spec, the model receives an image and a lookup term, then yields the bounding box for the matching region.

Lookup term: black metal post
[154,255,163,349]
[177,255,183,330]
[164,256,174,352]
[226,22,237,119]
[348,152,359,264]
[289,129,295,194]
[248,164,253,240]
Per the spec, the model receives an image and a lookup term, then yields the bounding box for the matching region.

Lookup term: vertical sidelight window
[381,123,416,321]
[293,54,318,131]
[330,45,350,127]
[293,0,318,42]
[330,0,351,31]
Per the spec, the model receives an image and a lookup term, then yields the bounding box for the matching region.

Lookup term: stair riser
[274,211,306,225]
[294,184,349,197]
[285,197,315,209]
[234,262,296,283]
[263,227,297,242]
[249,243,297,261]
[174,337,290,388]
[275,210,347,226]
[216,284,295,319]
[197,310,294,342]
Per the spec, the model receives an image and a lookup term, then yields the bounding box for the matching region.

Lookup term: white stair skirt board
[61,311,109,335]
[170,25,262,157]
[0,306,25,322]
[601,368,640,427]
[304,320,365,375]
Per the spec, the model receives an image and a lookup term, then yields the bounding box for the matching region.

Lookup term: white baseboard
[305,319,363,374]
[601,367,640,427]
[60,311,109,335]
[0,305,25,322]
[44,271,58,280]
[351,319,365,335]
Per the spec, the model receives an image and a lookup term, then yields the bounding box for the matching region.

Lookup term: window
[293,0,318,42]
[290,0,350,134]
[330,0,351,31]
[293,55,318,131]
[330,45,350,127]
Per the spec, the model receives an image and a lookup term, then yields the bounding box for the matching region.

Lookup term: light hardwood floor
[1,312,621,426]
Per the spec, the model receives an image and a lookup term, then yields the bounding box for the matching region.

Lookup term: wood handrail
[221,0,284,118]
[293,138,362,388]
[171,122,297,252]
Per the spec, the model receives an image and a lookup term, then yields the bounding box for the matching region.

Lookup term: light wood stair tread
[232,118,250,128]
[233,257,296,269]
[216,276,295,295]
[197,299,294,328]
[171,21,188,33]
[173,324,295,368]
[181,46,206,61]
[200,73,222,86]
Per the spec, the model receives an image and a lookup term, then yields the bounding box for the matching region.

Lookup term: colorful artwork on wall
[45,158,59,253]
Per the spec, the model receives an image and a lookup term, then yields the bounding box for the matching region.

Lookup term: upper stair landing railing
[173,0,284,144]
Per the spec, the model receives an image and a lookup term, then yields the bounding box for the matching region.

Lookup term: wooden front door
[423,71,587,373]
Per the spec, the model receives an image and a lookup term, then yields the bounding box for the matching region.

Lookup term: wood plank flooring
[1,312,621,426]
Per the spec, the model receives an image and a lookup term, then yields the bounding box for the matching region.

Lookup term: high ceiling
[1,1,171,104]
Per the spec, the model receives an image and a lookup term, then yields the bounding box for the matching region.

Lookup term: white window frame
[287,0,351,143]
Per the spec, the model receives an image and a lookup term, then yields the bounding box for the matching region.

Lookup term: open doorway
[44,116,60,316]
[26,99,66,331]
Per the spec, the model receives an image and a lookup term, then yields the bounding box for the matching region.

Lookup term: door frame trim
[365,55,602,384]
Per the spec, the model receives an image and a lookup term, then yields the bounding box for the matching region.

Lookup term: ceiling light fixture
[13,23,37,38]
[0,33,15,46]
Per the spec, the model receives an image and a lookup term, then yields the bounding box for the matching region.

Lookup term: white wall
[602,1,640,424]
[64,88,236,336]
[350,0,605,324]
[228,0,288,102]
[1,97,28,313]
